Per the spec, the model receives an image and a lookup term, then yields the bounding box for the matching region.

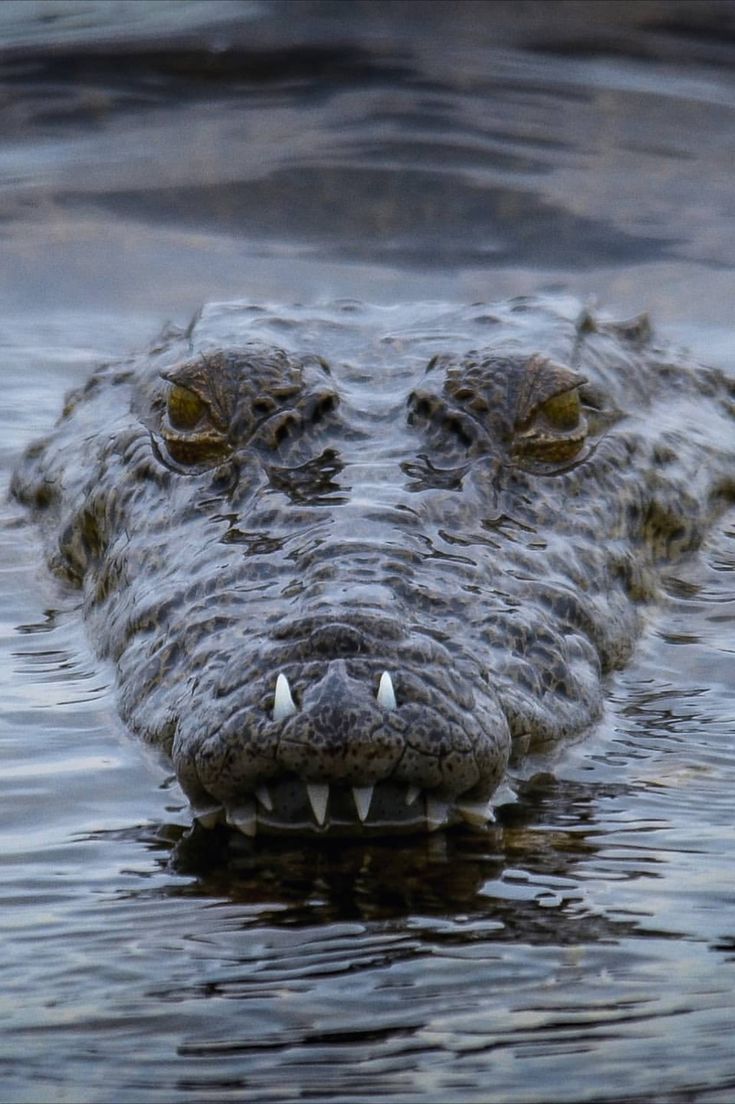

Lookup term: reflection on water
[3,0,735,332]
[1,2,735,1102]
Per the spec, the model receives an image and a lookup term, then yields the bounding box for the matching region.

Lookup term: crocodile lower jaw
[192,777,497,838]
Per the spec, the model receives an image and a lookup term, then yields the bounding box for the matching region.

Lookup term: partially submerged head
[13,298,734,835]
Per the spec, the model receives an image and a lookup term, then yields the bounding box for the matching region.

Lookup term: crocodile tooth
[352,784,374,823]
[376,671,397,710]
[273,672,297,721]
[425,795,450,829]
[193,803,223,829]
[226,799,257,837]
[306,782,329,826]
[405,783,422,806]
[255,783,273,811]
[456,800,495,829]
[493,781,518,806]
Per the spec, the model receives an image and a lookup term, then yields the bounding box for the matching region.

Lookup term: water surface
[1,3,734,1101]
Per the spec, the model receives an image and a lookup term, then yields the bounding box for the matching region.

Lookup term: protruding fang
[273,672,297,721]
[425,795,450,829]
[193,802,223,829]
[352,784,374,823]
[405,783,421,806]
[306,782,329,826]
[377,671,397,710]
[227,800,257,838]
[456,800,495,830]
[255,783,273,811]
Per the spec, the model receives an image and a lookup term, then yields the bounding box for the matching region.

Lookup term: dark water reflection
[2,2,735,1101]
[65,171,676,269]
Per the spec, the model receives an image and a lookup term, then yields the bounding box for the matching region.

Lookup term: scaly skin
[12,297,735,835]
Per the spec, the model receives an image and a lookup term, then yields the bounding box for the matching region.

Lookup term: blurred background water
[1,2,734,1101]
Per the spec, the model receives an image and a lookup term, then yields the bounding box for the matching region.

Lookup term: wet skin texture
[12,297,735,836]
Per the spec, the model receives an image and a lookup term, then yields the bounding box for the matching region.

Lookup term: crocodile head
[12,298,734,836]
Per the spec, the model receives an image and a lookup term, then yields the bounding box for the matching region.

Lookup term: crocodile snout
[178,654,511,837]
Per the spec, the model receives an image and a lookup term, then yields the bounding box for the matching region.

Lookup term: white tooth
[377,671,397,710]
[492,781,518,806]
[352,784,374,823]
[425,795,450,830]
[456,800,495,829]
[193,803,223,829]
[405,783,422,807]
[273,673,297,721]
[255,783,273,811]
[227,799,257,837]
[306,782,329,826]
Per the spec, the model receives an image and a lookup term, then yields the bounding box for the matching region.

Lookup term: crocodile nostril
[308,622,370,656]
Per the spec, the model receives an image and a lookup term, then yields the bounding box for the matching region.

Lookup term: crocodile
[11,297,734,836]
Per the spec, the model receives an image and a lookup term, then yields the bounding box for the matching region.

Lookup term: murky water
[1,2,734,1101]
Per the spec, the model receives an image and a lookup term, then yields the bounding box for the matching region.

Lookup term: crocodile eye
[522,434,584,464]
[167,384,206,430]
[515,385,588,465]
[538,388,581,432]
[161,383,229,467]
